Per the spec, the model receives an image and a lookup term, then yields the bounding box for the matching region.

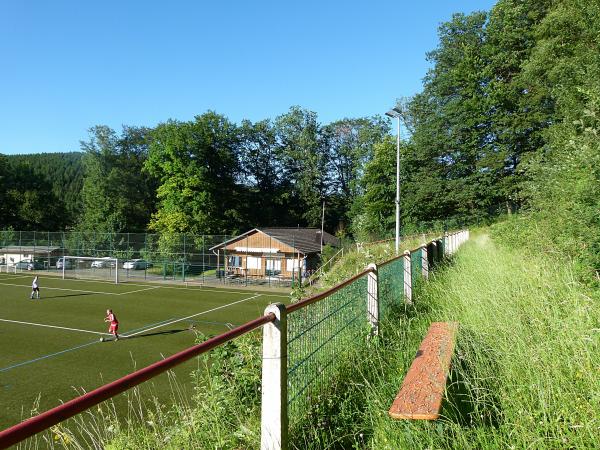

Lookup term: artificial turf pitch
[0,272,290,430]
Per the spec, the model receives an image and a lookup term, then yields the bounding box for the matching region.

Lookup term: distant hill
[6,152,84,227]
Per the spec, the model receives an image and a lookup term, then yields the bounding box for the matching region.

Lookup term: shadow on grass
[124,328,190,340]
[441,331,502,428]
[41,293,95,299]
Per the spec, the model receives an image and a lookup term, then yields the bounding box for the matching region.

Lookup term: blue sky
[0,0,496,154]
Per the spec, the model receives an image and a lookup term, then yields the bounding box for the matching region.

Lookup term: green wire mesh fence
[411,247,422,284]
[287,274,368,425]
[378,257,405,318]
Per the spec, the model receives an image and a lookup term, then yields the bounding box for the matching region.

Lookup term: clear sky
[0,0,496,155]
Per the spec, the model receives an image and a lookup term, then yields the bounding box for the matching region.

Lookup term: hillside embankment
[339,232,599,449]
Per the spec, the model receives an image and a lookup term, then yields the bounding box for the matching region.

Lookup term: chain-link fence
[287,274,368,424]
[0,231,319,287]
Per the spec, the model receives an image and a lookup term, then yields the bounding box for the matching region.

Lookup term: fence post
[366,263,379,336]
[442,233,447,257]
[421,245,429,280]
[261,303,288,450]
[403,250,413,305]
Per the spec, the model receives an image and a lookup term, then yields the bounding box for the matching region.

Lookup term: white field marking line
[0,282,119,296]
[29,276,290,298]
[157,285,290,298]
[0,318,112,336]
[117,286,160,296]
[0,274,32,281]
[123,293,262,338]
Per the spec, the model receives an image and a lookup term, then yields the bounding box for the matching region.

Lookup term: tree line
[1,0,597,273]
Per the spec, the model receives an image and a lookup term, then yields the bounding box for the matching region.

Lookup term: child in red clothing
[104,309,119,341]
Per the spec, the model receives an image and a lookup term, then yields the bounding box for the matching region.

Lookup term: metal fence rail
[0,230,470,450]
[0,315,275,449]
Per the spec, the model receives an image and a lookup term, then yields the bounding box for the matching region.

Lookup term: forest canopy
[1,0,597,277]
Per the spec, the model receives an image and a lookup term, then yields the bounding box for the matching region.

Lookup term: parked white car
[91,257,114,268]
[56,257,73,270]
[123,259,152,270]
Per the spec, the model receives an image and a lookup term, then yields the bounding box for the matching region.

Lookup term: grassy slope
[29,232,599,448]
[345,233,599,449]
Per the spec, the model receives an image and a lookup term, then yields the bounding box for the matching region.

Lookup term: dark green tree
[238,119,288,227]
[6,152,84,228]
[275,107,329,227]
[145,112,242,234]
[350,136,398,240]
[323,117,389,232]
[79,125,156,233]
[484,0,554,210]
[399,12,491,226]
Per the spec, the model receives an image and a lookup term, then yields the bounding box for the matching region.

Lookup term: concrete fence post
[261,303,288,450]
[442,233,449,259]
[366,263,379,336]
[403,250,413,305]
[421,245,429,280]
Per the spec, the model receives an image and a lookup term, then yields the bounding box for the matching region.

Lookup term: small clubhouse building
[0,245,61,267]
[210,228,339,281]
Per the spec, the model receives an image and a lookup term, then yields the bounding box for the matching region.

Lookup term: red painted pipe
[0,313,275,449]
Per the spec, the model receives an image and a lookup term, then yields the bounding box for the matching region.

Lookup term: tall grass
[18,231,598,449]
[317,232,599,449]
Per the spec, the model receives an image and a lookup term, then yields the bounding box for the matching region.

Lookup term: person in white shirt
[30,276,40,299]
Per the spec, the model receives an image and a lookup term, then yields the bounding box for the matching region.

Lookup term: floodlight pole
[386,107,402,255]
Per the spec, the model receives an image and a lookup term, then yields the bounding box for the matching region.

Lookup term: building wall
[2,250,63,266]
[225,252,306,278]
[223,230,296,254]
[3,253,33,265]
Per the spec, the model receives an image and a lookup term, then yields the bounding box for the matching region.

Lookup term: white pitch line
[9,276,290,298]
[117,286,160,296]
[0,282,119,296]
[123,293,262,338]
[0,274,31,281]
[0,318,112,336]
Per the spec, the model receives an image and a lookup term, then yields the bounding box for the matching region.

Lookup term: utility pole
[385,106,402,255]
[320,201,325,253]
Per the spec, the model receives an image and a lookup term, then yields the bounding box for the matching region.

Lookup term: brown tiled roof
[257,228,340,254]
[209,228,339,254]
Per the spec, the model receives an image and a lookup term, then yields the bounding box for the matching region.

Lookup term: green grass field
[0,272,289,430]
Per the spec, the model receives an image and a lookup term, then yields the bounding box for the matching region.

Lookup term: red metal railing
[0,231,462,449]
[0,314,275,449]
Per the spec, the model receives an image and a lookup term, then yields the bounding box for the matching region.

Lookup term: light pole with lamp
[385,107,402,255]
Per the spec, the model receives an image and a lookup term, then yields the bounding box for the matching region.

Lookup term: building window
[266,258,281,276]
[286,258,303,272]
[247,256,261,270]
[228,256,242,268]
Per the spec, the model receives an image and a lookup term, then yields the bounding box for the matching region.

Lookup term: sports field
[0,272,289,430]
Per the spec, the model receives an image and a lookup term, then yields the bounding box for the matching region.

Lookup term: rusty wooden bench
[389,321,458,420]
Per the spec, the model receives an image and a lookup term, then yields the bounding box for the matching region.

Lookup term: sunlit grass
[19,231,599,449]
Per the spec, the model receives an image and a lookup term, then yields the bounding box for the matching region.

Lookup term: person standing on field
[104,309,119,341]
[30,276,40,299]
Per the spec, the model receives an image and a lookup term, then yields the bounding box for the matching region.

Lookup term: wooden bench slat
[389,321,458,420]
